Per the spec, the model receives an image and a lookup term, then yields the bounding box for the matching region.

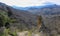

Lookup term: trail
[17,31,40,36]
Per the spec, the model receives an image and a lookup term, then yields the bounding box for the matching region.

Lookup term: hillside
[0,2,37,30]
[14,3,60,36]
[0,2,60,36]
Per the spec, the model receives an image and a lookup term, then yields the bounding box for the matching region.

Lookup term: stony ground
[17,31,40,36]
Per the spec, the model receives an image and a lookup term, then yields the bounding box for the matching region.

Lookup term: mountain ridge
[12,3,58,10]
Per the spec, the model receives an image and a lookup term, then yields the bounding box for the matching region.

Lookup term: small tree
[37,16,42,28]
[37,16,42,32]
[0,11,15,28]
[0,11,8,27]
[0,11,16,36]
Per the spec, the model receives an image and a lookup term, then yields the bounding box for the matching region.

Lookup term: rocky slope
[18,4,60,36]
[11,4,60,36]
[0,2,37,30]
[1,2,60,36]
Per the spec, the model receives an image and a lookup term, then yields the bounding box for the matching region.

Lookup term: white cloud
[0,0,60,7]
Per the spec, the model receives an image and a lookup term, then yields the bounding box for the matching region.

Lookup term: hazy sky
[0,0,60,7]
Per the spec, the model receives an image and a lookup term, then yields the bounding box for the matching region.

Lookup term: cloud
[0,0,60,7]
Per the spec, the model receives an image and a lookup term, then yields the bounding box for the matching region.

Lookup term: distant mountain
[12,6,28,10]
[23,4,60,15]
[12,2,57,10]
[12,3,60,14]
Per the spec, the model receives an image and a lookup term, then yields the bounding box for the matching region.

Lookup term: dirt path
[17,31,40,36]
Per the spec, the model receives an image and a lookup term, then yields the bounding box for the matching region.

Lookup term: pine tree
[37,16,42,28]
